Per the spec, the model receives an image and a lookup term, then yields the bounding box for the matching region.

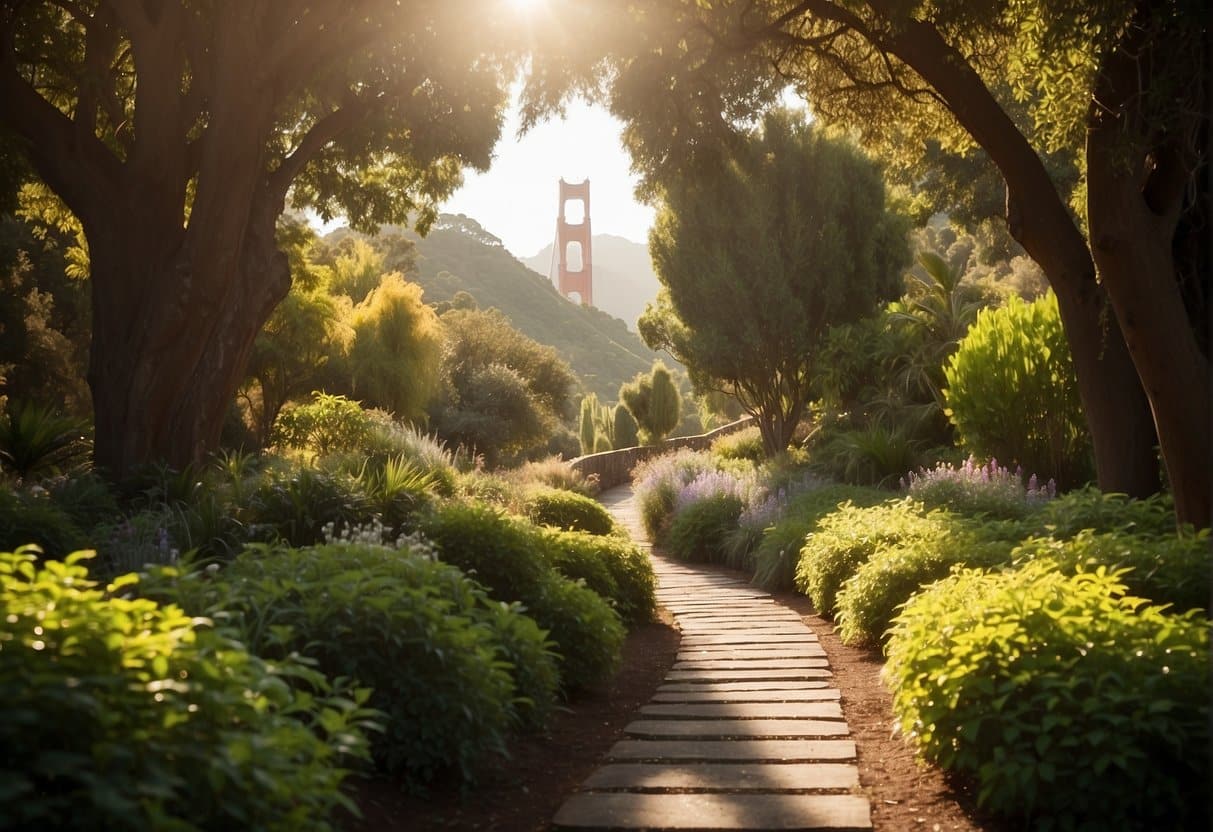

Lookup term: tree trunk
[1085,4,1210,528]
[87,196,290,479]
[891,20,1161,497]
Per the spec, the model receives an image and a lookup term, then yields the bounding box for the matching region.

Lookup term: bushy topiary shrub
[835,536,1016,646]
[795,499,953,616]
[751,485,887,592]
[1,549,372,831]
[885,562,1209,829]
[944,292,1093,488]
[543,529,657,625]
[1013,528,1210,614]
[178,541,556,787]
[521,486,616,535]
[419,503,624,691]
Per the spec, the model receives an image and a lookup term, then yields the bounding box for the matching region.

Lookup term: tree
[530,0,1208,525]
[638,112,907,456]
[345,275,443,422]
[0,2,520,478]
[618,361,683,446]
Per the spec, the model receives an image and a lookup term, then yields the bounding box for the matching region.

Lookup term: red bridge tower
[555,178,592,306]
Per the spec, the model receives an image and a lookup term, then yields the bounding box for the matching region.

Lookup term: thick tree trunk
[1085,5,1210,528]
[890,20,1161,497]
[86,196,290,479]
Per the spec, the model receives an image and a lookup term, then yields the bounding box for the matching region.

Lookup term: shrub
[751,485,887,592]
[885,562,1210,829]
[711,425,765,463]
[812,423,927,488]
[272,392,375,457]
[944,293,1093,488]
[46,471,120,531]
[0,549,373,831]
[358,420,459,496]
[631,448,718,538]
[0,400,91,480]
[510,456,599,497]
[247,467,370,546]
[1034,486,1178,538]
[521,486,616,535]
[666,492,745,565]
[902,455,1055,520]
[835,536,1016,646]
[0,487,87,559]
[419,503,624,692]
[182,542,557,787]
[543,529,657,625]
[795,499,951,616]
[1013,528,1210,614]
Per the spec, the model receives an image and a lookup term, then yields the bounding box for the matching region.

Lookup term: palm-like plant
[0,401,91,480]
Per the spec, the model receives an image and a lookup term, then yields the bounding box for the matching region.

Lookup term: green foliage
[521,486,616,535]
[619,361,683,445]
[641,109,907,455]
[795,499,951,616]
[0,549,373,831]
[592,433,613,453]
[272,393,375,458]
[0,400,90,480]
[710,425,765,463]
[346,274,443,421]
[631,449,720,538]
[174,542,555,786]
[836,536,1016,647]
[612,403,640,449]
[811,423,927,488]
[1034,486,1178,538]
[0,487,87,559]
[885,563,1210,829]
[665,492,744,565]
[751,485,887,592]
[1013,528,1210,614]
[46,471,120,531]
[509,456,599,497]
[903,455,1056,520]
[543,529,658,625]
[247,467,370,547]
[579,393,599,455]
[418,503,624,691]
[944,293,1092,487]
[360,454,441,536]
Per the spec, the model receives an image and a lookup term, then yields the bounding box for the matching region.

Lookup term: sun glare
[507,0,541,13]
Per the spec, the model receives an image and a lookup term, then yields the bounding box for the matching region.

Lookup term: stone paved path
[552,485,871,831]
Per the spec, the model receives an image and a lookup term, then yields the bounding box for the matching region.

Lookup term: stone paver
[552,485,871,831]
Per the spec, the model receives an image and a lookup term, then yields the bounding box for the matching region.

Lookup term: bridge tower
[555,178,592,306]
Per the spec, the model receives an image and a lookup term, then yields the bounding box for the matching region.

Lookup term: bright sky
[440,92,656,260]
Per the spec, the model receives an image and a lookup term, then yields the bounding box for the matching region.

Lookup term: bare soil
[345,569,1004,832]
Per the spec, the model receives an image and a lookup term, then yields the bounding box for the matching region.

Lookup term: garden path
[552,485,872,831]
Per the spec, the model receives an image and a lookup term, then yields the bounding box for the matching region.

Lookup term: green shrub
[631,448,717,538]
[47,471,121,531]
[0,400,91,480]
[944,293,1093,488]
[0,549,373,831]
[419,503,624,691]
[544,529,657,625]
[751,485,887,592]
[811,423,927,488]
[183,542,557,786]
[665,491,744,564]
[885,562,1210,829]
[272,392,375,457]
[711,425,765,463]
[1013,528,1210,614]
[795,499,951,616]
[0,487,87,559]
[511,456,599,496]
[247,467,370,546]
[835,536,1016,646]
[521,486,616,535]
[1034,486,1178,538]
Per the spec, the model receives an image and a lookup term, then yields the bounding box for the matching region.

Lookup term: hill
[362,215,664,400]
[524,233,661,327]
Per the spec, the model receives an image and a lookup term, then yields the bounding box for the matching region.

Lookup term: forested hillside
[334,215,666,400]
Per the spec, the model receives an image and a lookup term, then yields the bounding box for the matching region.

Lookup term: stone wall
[569,416,755,490]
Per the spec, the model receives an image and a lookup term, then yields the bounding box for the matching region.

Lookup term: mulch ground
[344,567,1006,832]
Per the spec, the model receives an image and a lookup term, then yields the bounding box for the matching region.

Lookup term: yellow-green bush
[0,549,372,831]
[521,486,616,535]
[885,562,1210,829]
[543,529,657,625]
